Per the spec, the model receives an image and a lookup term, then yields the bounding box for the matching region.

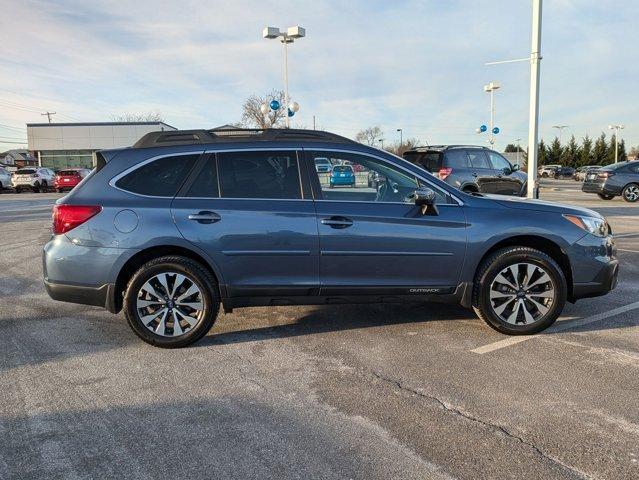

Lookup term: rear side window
[217,151,301,199]
[58,170,80,176]
[186,156,219,198]
[467,150,491,169]
[443,150,470,169]
[115,154,199,196]
[332,165,353,173]
[404,152,441,172]
[17,169,36,174]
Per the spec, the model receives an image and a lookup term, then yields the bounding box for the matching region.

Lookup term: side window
[185,156,219,198]
[308,151,449,204]
[217,150,301,199]
[467,150,491,169]
[488,152,512,171]
[115,154,199,196]
[444,150,470,169]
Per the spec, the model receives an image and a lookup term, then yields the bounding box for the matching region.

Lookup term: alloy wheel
[624,185,639,202]
[136,272,204,337]
[489,262,555,325]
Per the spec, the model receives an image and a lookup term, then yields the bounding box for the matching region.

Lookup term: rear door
[171,150,319,299]
[466,149,497,193]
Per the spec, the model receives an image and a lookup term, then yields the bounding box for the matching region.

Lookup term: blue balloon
[479,124,487,132]
[492,127,500,134]
[269,100,281,111]
[288,108,295,117]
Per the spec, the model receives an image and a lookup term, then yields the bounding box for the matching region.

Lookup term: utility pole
[41,111,56,123]
[608,124,625,163]
[552,125,568,144]
[527,0,542,199]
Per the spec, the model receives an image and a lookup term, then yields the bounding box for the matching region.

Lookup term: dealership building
[27,121,176,170]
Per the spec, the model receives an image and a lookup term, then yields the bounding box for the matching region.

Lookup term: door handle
[320,216,353,229]
[188,211,221,224]
[472,172,478,177]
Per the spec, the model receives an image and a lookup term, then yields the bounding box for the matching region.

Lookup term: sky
[0,0,637,152]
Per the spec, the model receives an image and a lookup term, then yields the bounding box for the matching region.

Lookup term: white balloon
[260,103,270,115]
[289,101,300,113]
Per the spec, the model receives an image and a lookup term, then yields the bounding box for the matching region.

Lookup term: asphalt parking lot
[1,181,638,479]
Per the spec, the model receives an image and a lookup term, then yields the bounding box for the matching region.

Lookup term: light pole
[552,125,569,144]
[515,138,522,167]
[378,138,384,150]
[263,26,306,128]
[608,124,625,163]
[484,81,501,145]
[397,128,403,145]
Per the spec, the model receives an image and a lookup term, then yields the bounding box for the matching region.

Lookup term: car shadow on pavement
[201,302,472,346]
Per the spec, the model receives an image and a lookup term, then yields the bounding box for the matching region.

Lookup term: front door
[305,150,467,295]
[487,151,522,195]
[466,149,498,193]
[172,150,319,298]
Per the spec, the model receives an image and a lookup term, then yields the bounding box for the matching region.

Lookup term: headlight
[563,214,609,237]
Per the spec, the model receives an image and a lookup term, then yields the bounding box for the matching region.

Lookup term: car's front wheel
[473,247,567,335]
[123,256,220,348]
[622,183,639,203]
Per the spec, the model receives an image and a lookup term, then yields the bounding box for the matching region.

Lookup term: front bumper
[569,233,618,301]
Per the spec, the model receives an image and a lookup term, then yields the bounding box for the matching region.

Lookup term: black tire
[33,181,40,193]
[541,172,548,178]
[622,183,639,203]
[41,180,48,192]
[597,193,614,200]
[123,255,220,348]
[472,247,567,335]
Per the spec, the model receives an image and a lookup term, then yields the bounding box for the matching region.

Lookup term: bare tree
[111,111,164,122]
[240,90,286,129]
[354,126,383,146]
[386,138,421,156]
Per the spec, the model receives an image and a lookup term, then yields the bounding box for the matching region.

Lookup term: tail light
[438,167,453,180]
[52,205,102,235]
[597,171,614,179]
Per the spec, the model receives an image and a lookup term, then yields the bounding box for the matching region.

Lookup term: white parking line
[471,301,639,354]
[618,249,639,253]
[614,232,639,238]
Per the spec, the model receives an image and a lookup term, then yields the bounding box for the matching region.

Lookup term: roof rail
[132,128,356,149]
[406,144,489,152]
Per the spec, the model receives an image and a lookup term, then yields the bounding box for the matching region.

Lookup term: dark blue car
[43,128,618,348]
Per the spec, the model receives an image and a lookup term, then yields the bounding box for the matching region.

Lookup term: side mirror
[413,188,439,216]
[511,164,520,172]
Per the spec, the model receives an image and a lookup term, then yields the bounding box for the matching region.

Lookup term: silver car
[0,166,12,192]
[12,167,55,193]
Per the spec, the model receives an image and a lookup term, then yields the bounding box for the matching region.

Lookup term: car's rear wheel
[597,193,614,200]
[32,181,40,192]
[473,247,566,335]
[123,255,220,348]
[622,183,639,203]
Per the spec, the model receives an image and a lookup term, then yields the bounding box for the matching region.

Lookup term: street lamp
[397,128,403,145]
[515,138,522,167]
[484,81,501,145]
[608,124,625,163]
[552,125,569,144]
[263,26,306,128]
[378,138,384,150]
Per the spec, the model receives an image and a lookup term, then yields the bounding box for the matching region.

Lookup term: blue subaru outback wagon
[43,129,618,347]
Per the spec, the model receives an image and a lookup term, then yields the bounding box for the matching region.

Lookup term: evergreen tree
[605,134,618,164]
[618,139,628,162]
[537,139,548,166]
[592,132,608,165]
[547,137,563,164]
[579,135,593,167]
[560,135,580,167]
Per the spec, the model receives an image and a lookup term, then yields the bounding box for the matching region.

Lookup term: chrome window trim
[307,147,463,206]
[108,150,205,199]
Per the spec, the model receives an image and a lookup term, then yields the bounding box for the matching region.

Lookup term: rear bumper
[581,182,621,196]
[44,279,118,312]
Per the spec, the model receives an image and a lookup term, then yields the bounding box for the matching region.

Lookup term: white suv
[538,164,561,178]
[12,167,55,193]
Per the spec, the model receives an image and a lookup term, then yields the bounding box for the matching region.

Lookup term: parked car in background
[0,166,12,192]
[574,165,601,182]
[12,167,55,193]
[42,128,618,348]
[582,160,639,202]
[314,157,333,173]
[54,168,92,192]
[554,166,575,179]
[403,145,526,196]
[329,165,355,187]
[538,164,561,178]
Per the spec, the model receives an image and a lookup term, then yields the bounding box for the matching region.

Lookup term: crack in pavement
[371,371,592,480]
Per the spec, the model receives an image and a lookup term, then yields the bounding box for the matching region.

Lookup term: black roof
[405,145,490,153]
[132,128,356,149]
